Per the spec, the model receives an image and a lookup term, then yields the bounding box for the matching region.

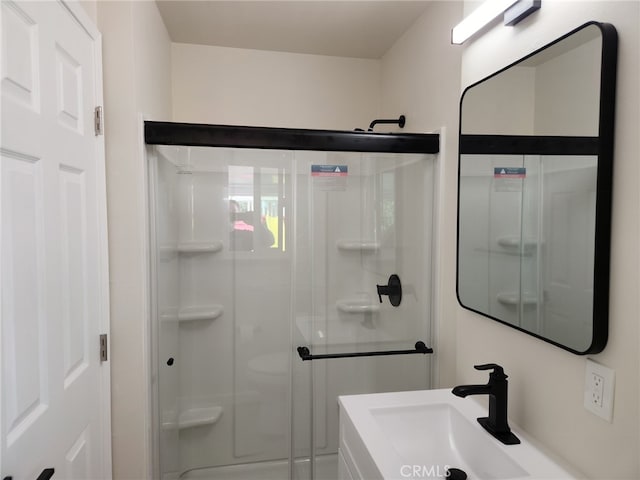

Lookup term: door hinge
[94,106,103,136]
[99,334,108,362]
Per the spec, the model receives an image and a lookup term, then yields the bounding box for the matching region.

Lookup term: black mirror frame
[456,21,618,355]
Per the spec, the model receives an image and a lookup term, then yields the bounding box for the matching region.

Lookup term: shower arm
[296,341,433,361]
[368,115,406,131]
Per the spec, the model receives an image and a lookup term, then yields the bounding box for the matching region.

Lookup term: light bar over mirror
[451,0,541,45]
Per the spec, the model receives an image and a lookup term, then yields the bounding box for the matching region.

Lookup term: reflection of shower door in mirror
[458,154,597,353]
[149,145,435,480]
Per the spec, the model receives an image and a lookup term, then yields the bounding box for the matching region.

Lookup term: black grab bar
[296,341,433,361]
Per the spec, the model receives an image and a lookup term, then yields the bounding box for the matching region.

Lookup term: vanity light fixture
[451,0,541,44]
[504,0,542,26]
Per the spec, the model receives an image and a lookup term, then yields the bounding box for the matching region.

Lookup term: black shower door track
[144,121,440,154]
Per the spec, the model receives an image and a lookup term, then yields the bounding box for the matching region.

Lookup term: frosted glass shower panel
[458,154,597,349]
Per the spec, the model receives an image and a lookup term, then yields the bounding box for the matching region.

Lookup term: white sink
[338,389,582,480]
[370,403,526,479]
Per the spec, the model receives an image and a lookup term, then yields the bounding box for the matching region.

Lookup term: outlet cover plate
[584,359,615,422]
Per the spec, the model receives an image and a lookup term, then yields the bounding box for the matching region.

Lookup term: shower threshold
[179,454,338,480]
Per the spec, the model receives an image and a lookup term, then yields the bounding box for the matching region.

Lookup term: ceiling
[156,1,434,59]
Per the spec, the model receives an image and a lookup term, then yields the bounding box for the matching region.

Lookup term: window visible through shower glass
[228,165,287,251]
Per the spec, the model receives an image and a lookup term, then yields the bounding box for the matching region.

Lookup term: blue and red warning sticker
[494,167,526,178]
[311,165,348,177]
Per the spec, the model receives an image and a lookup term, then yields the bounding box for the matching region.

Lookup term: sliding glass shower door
[151,146,296,479]
[292,151,435,480]
[147,128,436,480]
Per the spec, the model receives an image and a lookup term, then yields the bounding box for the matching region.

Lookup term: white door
[542,161,597,350]
[1,1,111,479]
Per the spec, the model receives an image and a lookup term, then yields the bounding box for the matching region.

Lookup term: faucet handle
[376,274,402,307]
[474,363,506,378]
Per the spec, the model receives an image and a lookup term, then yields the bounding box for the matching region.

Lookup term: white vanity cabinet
[338,400,383,480]
[338,449,355,480]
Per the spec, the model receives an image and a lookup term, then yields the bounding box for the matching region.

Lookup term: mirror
[457,22,618,354]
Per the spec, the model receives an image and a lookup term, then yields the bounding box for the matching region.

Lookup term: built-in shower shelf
[179,305,224,322]
[496,236,541,250]
[473,247,533,257]
[336,240,380,252]
[162,406,223,430]
[496,292,540,306]
[160,306,224,323]
[177,241,224,254]
[336,299,381,314]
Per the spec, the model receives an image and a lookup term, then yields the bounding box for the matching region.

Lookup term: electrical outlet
[584,359,615,422]
[590,373,604,407]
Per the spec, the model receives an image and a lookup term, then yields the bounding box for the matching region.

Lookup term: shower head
[367,115,406,132]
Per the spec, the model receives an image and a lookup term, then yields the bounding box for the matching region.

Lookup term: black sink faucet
[452,364,520,445]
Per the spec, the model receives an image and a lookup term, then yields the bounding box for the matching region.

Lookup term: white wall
[97,1,172,478]
[171,43,380,130]
[379,1,463,387]
[457,2,640,478]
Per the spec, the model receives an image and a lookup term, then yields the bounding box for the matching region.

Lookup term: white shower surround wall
[150,145,436,477]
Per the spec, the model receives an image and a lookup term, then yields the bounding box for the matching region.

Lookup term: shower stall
[145,122,439,480]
